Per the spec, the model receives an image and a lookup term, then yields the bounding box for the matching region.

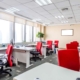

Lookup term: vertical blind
[15,23,24,43]
[0,19,13,43]
[26,25,33,42]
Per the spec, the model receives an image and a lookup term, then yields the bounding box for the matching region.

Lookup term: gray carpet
[0,54,57,80]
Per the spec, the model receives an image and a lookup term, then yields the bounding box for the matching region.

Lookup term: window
[15,23,24,43]
[26,25,33,42]
[33,26,40,41]
[0,19,13,44]
[61,29,73,36]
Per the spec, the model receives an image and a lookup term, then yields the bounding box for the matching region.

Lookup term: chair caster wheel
[10,69,12,72]
[9,74,12,77]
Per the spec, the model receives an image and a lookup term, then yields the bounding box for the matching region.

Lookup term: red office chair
[54,40,59,48]
[6,44,13,67]
[47,40,52,50]
[0,44,13,76]
[58,49,79,71]
[46,40,53,55]
[66,41,79,49]
[66,43,73,49]
[70,41,79,49]
[30,42,42,61]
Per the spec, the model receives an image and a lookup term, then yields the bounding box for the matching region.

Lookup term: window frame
[61,29,74,36]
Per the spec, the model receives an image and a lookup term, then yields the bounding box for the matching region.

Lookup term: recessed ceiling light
[55,15,64,19]
[5,7,20,13]
[35,0,52,6]
[58,16,61,18]
[61,21,68,23]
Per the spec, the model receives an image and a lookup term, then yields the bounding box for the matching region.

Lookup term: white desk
[13,62,80,80]
[28,44,48,58]
[0,47,7,50]
[0,47,34,68]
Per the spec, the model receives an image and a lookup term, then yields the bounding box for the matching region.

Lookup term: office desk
[13,62,80,80]
[28,44,48,58]
[0,47,35,68]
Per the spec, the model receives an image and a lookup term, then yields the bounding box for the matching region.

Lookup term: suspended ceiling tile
[16,0,33,4]
[55,0,70,8]
[2,0,21,6]
[70,0,80,6]
[24,1,40,9]
[51,0,67,3]
[43,4,56,10]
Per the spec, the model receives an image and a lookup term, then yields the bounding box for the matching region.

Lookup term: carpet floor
[0,54,57,80]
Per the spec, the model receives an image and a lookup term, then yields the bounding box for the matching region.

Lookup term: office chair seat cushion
[0,54,7,64]
[47,47,52,50]
[30,50,40,55]
[0,54,7,59]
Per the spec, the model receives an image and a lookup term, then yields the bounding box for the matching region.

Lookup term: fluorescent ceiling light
[35,0,43,6]
[41,0,47,5]
[5,7,20,13]
[61,21,68,23]
[35,0,52,6]
[47,0,52,3]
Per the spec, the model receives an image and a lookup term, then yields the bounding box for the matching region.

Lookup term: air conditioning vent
[68,17,73,19]
[62,8,68,11]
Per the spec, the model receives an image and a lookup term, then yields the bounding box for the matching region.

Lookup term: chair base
[30,57,41,62]
[0,66,12,76]
[46,50,53,56]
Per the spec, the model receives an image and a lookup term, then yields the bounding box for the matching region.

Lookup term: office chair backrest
[6,44,13,67]
[66,41,79,49]
[66,43,73,49]
[70,41,79,49]
[6,44,10,54]
[36,42,42,55]
[54,40,59,48]
[47,40,52,49]
[58,49,79,71]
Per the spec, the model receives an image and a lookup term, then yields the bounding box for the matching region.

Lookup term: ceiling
[0,0,80,25]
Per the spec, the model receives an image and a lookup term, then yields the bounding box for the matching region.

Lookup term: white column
[26,51,30,68]
[42,47,47,58]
